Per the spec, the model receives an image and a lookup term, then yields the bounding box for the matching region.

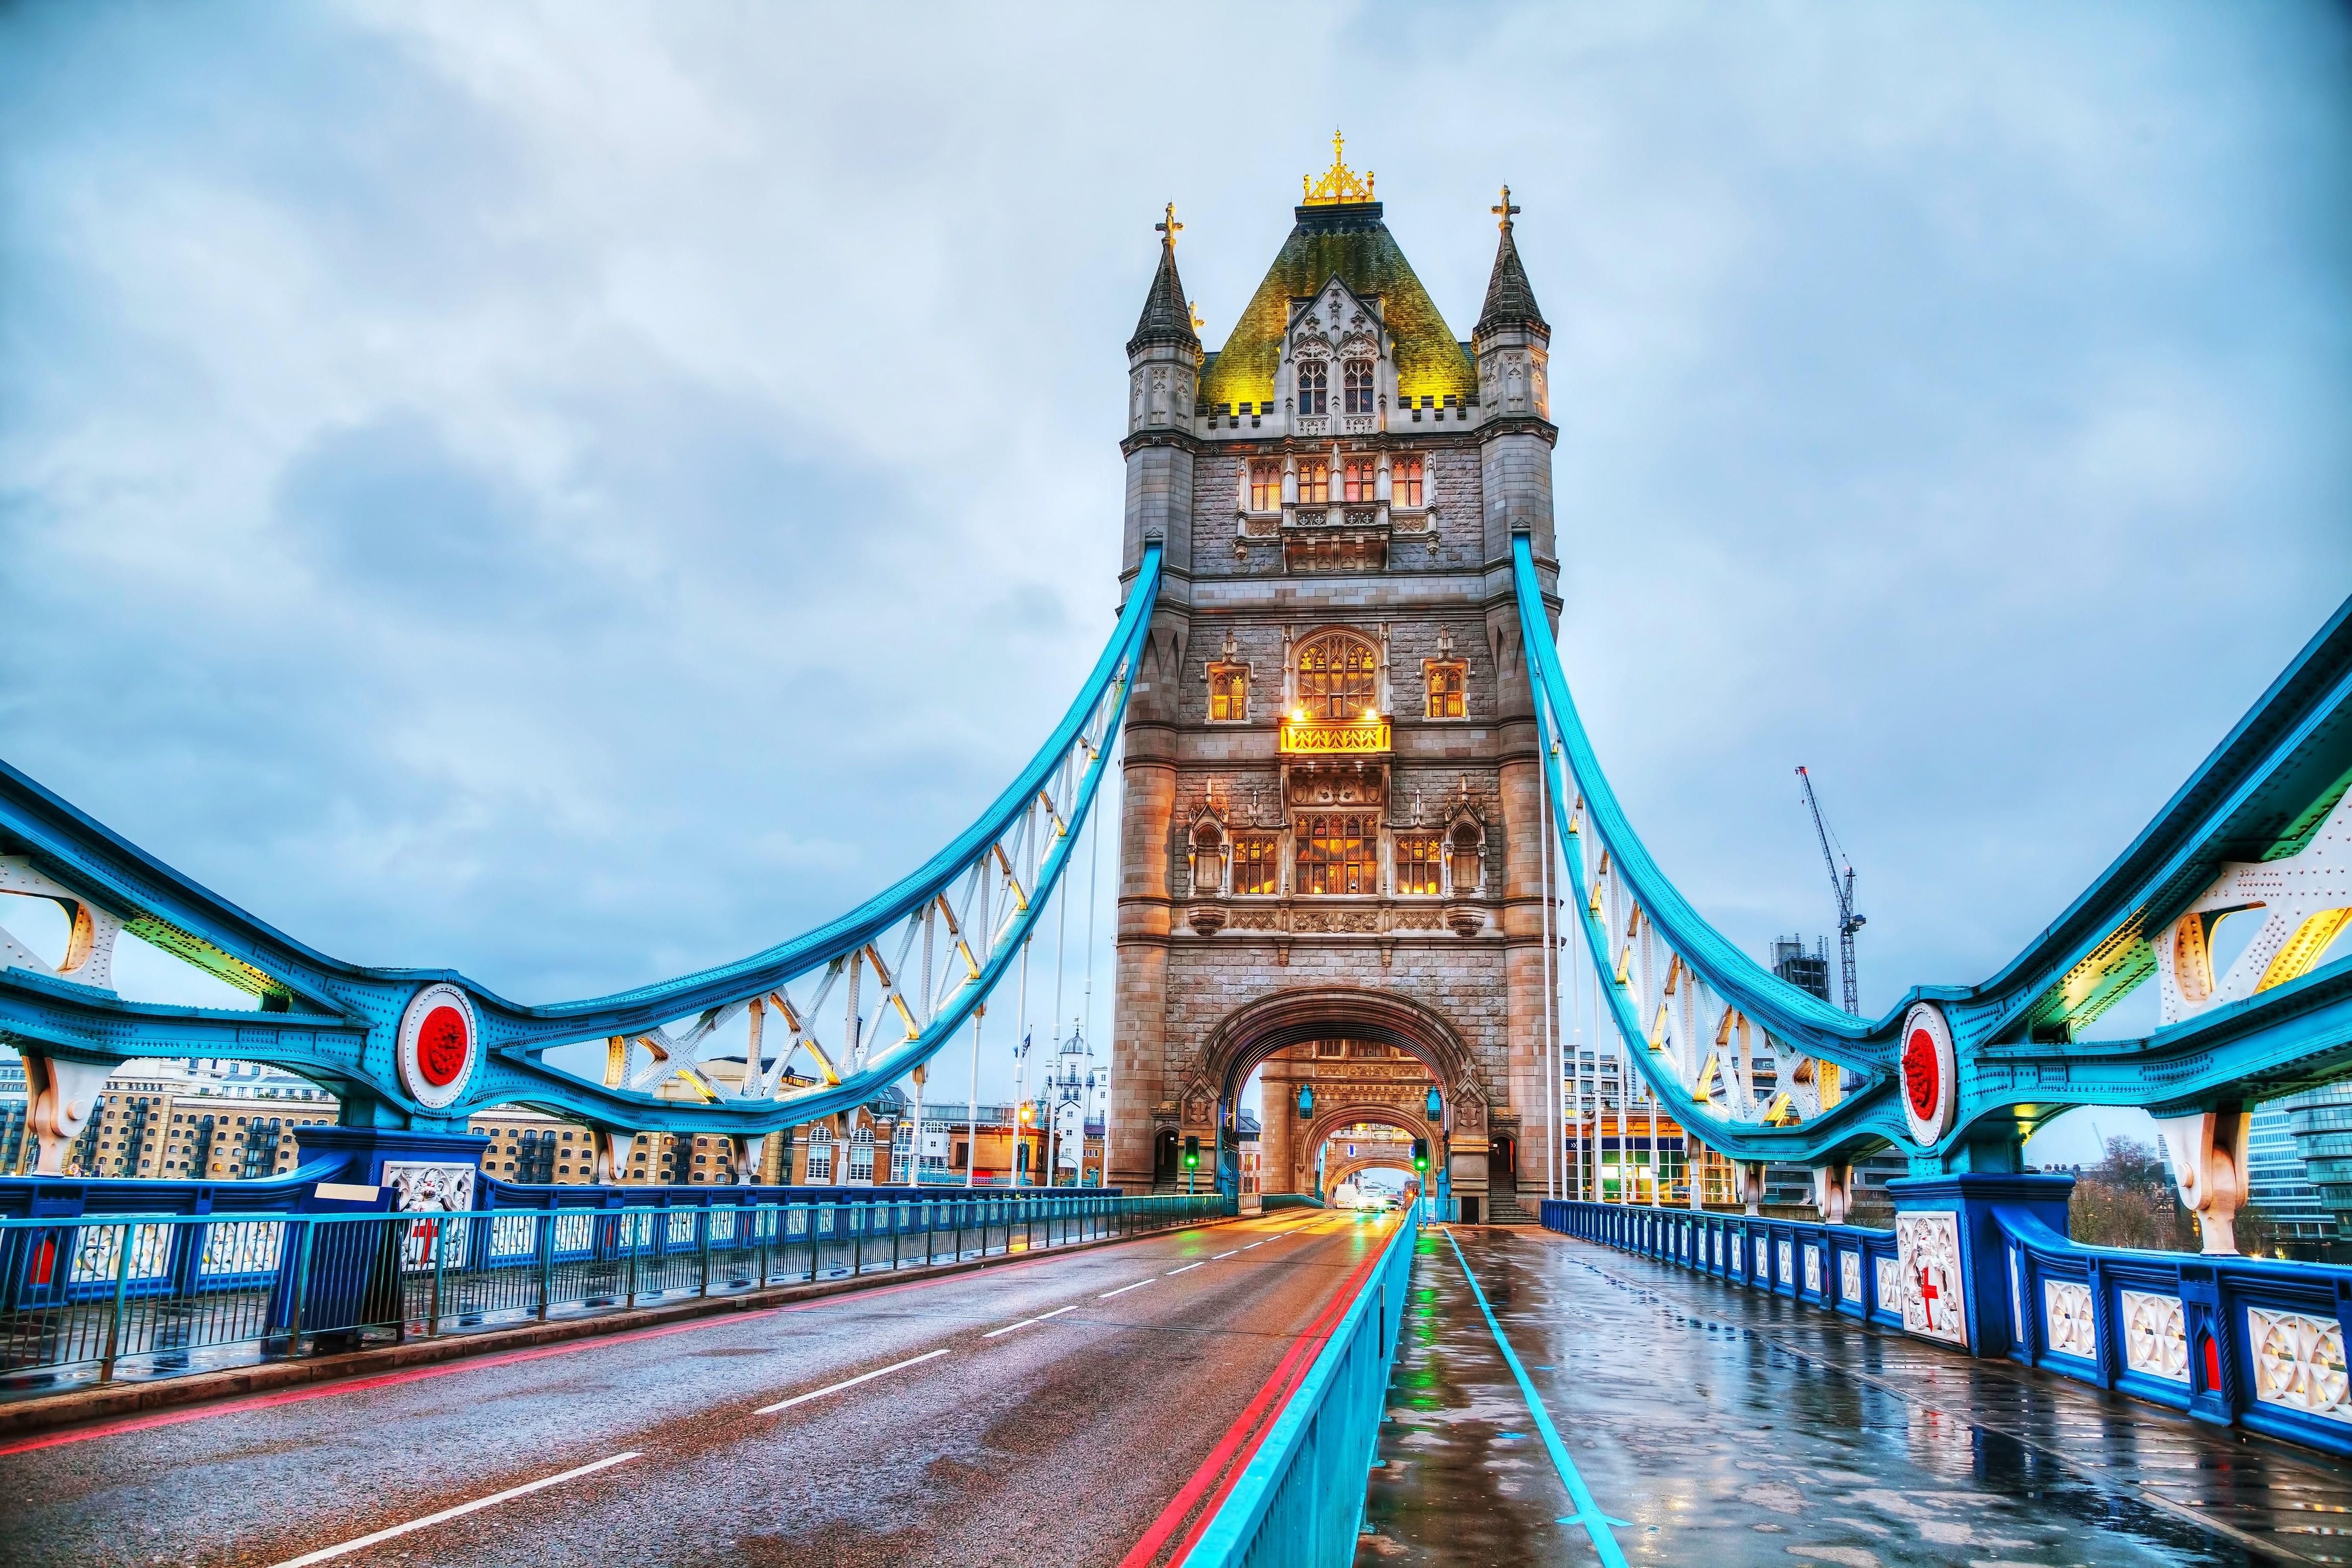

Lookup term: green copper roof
[1200,202,1476,412]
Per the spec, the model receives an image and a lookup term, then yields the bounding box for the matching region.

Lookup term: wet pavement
[1360,1226,2352,1568]
[0,1209,1395,1567]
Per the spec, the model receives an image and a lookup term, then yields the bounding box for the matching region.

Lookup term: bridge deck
[1363,1226,2352,1567]
[0,1210,1393,1567]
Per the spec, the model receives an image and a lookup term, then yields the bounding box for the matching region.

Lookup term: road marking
[264,1451,641,1567]
[1211,1250,1239,1259]
[1099,1279,1153,1299]
[756,1348,950,1413]
[982,1303,1081,1338]
[1164,1262,1204,1276]
[1240,1241,1264,1250]
[1443,1229,1629,1567]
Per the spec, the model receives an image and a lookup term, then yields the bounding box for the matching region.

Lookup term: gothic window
[1298,360,1328,415]
[1249,461,1281,512]
[1298,459,1330,504]
[848,1126,876,1181]
[1393,455,1424,508]
[1343,457,1376,504]
[1448,821,1484,898]
[1208,664,1248,722]
[1297,632,1377,720]
[1396,835,1443,896]
[1232,836,1279,896]
[806,1129,834,1182]
[1425,661,1467,719]
[1298,813,1376,895]
[1190,821,1226,896]
[1343,361,1374,415]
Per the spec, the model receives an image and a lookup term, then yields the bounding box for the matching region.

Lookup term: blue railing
[1183,1210,1419,1568]
[1542,1198,2352,1460]
[0,1190,1228,1384]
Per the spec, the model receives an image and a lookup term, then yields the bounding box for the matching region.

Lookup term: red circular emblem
[1902,1026,1940,1122]
[416,1005,470,1087]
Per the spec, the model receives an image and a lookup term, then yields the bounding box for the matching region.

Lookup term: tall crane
[1795,766,1865,1015]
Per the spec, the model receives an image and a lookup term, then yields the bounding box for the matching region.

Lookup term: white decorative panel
[383,1161,476,1213]
[2043,1279,2096,1360]
[1840,1251,1862,1304]
[1731,1234,1743,1273]
[1875,1257,1899,1314]
[1802,1245,1822,1296]
[1777,1239,1794,1285]
[2122,1290,2188,1382]
[1895,1210,1968,1346]
[2248,1307,2352,1423]
[1713,1232,1723,1267]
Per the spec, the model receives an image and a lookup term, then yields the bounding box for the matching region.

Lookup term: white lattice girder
[2156,789,2352,1026]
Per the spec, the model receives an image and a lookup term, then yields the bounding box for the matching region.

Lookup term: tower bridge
[1,142,2350,1565]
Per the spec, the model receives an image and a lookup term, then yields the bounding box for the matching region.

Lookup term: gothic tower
[1111,142,1562,1219]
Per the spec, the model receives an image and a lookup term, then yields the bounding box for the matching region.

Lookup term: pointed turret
[1474,189,1547,340]
[1127,204,1201,358]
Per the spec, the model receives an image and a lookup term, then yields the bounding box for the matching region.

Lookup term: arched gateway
[1106,176,1564,1223]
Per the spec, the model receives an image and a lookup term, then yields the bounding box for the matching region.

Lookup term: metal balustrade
[0,1191,1229,1386]
[1542,1198,2352,1460]
[1184,1211,1419,1568]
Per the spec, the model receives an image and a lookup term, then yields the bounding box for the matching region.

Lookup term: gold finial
[1302,128,1375,206]
[1492,184,1521,231]
[1156,201,1182,247]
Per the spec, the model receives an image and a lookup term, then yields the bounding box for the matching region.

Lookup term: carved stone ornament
[1896,1210,1968,1346]
[383,1160,477,1213]
[1444,903,1486,937]
[1187,903,1228,936]
[1183,1085,1214,1125]
[397,982,480,1112]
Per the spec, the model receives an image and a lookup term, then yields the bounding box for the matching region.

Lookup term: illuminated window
[1393,455,1423,507]
[1343,361,1374,415]
[1343,457,1376,503]
[1298,459,1330,504]
[1232,837,1279,896]
[1298,813,1376,895]
[1297,632,1377,720]
[1425,661,1466,719]
[1396,836,1443,896]
[1208,665,1248,722]
[1250,461,1281,511]
[1298,360,1327,416]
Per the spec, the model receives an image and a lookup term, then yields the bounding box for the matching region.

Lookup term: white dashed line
[1240,1242,1264,1250]
[982,1304,1082,1339]
[1212,1250,1239,1259]
[1165,1262,1204,1276]
[265,1452,642,1567]
[1099,1280,1152,1299]
[756,1349,950,1413]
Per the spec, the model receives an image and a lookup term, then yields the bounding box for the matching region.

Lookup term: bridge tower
[1110,143,1562,1219]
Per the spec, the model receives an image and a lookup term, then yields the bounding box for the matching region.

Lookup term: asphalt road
[0,1208,1398,1568]
[1361,1226,2352,1568]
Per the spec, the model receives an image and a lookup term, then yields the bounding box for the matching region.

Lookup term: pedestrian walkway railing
[0,1191,1228,1388]
[1182,1210,1419,1568]
[1542,1197,2352,1460]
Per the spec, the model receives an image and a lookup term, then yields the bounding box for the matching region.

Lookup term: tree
[2068,1135,2198,1252]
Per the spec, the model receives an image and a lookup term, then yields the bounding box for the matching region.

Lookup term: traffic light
[1411,1138,1429,1173]
[1183,1135,1200,1170]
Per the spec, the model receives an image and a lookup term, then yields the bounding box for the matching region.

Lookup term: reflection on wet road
[1360,1226,2352,1567]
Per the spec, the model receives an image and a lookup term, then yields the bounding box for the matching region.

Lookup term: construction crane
[1795,766,1865,1015]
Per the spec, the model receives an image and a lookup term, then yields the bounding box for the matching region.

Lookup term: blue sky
[2,3,2348,1157]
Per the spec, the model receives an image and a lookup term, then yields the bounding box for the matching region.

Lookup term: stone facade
[1109,174,1562,1218]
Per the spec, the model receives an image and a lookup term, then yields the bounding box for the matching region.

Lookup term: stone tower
[1111,143,1561,1220]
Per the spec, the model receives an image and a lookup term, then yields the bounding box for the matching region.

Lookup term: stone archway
[1286,1101,1432,1198]
[1326,1155,1418,1200]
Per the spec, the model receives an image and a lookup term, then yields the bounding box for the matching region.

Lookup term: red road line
[0,1231,1213,1461]
[1116,1224,1388,1568]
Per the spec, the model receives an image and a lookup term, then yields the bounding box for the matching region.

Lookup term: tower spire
[1127,202,1201,358]
[1475,185,1546,340]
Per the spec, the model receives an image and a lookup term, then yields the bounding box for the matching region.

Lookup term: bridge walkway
[1361,1226,2352,1567]
[0,1210,1395,1567]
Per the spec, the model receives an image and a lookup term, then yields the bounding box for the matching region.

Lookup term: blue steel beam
[1514,531,2352,1166]
[0,543,1164,1135]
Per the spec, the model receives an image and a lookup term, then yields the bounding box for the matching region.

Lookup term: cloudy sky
[3,3,2348,1153]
